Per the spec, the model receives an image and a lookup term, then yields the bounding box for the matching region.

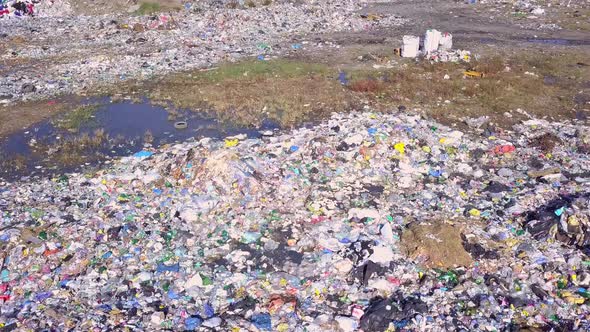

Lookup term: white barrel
[424,29,442,54]
[439,32,453,51]
[401,35,420,58]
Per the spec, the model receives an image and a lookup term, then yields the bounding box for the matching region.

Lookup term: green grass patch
[135,2,162,15]
[149,59,348,127]
[133,50,588,130]
[55,105,99,132]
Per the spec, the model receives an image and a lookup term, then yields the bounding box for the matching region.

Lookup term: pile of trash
[0,0,404,104]
[401,29,472,63]
[0,0,68,18]
[1,108,589,331]
[0,0,36,18]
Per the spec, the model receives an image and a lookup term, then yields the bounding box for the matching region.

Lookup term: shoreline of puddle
[0,98,280,181]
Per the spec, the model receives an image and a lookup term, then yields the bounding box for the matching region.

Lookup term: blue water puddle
[524,38,590,46]
[0,98,279,180]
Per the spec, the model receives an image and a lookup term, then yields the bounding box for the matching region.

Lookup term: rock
[132,23,145,32]
[127,4,140,13]
[527,167,560,178]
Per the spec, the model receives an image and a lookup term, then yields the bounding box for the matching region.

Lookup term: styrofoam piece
[402,35,420,58]
[439,32,453,51]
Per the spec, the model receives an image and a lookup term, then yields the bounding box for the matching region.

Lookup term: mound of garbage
[1,109,589,331]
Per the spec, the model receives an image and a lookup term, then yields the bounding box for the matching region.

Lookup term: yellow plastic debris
[464,70,484,78]
[469,208,481,217]
[565,296,585,305]
[279,278,288,287]
[394,142,405,154]
[224,139,239,147]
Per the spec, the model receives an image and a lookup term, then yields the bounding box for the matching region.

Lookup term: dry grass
[31,130,110,167]
[226,1,239,9]
[348,79,385,93]
[149,60,351,127]
[553,8,590,31]
[141,50,588,129]
[0,153,27,173]
[345,49,588,127]
[0,100,67,138]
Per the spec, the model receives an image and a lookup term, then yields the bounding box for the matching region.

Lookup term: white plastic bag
[439,32,453,51]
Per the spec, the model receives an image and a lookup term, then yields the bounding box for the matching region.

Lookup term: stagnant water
[0,98,279,181]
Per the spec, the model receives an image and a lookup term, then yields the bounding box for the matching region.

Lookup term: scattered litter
[132,150,153,158]
[0,109,589,331]
[464,70,485,78]
[174,121,188,130]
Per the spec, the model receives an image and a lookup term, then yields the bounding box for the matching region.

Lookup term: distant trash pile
[400,29,472,62]
[0,0,70,19]
[0,0,36,18]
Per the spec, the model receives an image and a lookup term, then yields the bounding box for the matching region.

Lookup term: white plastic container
[439,32,453,51]
[401,35,420,58]
[424,29,442,54]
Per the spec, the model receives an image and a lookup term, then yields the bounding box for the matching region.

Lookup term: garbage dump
[0,0,405,104]
[1,109,589,331]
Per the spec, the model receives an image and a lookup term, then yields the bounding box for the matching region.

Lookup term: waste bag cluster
[1,108,589,331]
